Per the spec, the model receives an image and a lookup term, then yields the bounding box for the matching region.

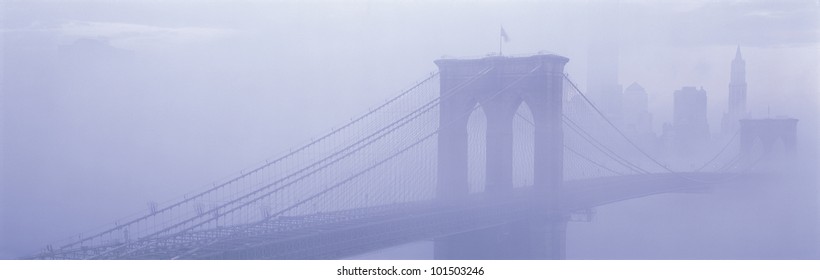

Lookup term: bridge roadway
[39,172,757,260]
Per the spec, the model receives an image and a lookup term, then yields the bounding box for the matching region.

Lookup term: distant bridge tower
[434,54,569,259]
[739,118,798,158]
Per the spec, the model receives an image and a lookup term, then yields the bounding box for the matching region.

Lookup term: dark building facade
[622,82,653,137]
[672,86,710,155]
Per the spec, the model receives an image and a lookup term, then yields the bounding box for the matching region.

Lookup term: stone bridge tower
[434,54,569,259]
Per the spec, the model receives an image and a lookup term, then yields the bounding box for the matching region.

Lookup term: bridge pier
[433,215,568,260]
[507,214,569,259]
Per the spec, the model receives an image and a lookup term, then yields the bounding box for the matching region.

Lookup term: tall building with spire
[721,46,747,134]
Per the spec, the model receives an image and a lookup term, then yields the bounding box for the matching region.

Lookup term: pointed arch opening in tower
[512,101,535,188]
[467,104,487,194]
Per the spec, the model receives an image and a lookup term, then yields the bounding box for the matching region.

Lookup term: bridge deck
[31,172,758,260]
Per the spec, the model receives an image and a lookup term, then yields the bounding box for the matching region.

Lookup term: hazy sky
[1,0,818,258]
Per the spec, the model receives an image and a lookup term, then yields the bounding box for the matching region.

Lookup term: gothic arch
[466,105,486,194]
[512,100,535,188]
[435,54,569,199]
[739,119,797,158]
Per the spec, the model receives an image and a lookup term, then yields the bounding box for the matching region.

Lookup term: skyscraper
[673,86,710,155]
[721,46,747,134]
[586,0,622,120]
[622,82,653,137]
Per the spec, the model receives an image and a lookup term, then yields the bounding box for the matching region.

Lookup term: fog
[1,0,818,259]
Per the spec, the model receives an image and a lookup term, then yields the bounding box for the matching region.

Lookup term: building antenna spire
[735,45,742,59]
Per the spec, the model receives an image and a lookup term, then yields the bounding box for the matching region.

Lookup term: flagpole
[499,25,508,56]
[499,26,503,56]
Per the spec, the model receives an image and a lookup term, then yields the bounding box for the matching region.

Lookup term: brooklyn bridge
[31,54,781,260]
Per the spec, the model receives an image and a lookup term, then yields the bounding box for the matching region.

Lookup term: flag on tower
[500,25,510,42]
